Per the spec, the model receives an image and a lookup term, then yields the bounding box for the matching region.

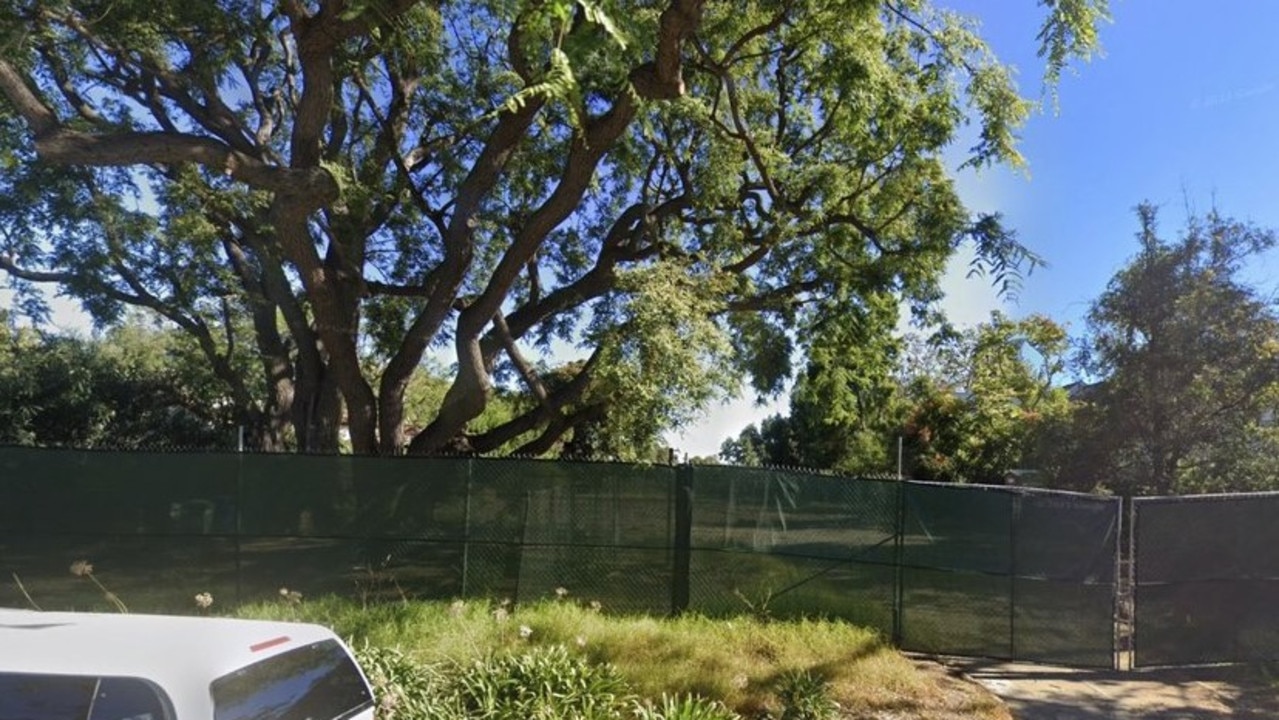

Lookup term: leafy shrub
[355,643,462,720]
[453,644,631,720]
[632,693,742,720]
[776,669,835,720]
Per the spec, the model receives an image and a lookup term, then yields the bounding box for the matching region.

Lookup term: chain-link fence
[686,465,900,632]
[1132,493,1279,667]
[0,447,676,613]
[1,446,1120,667]
[899,483,1121,667]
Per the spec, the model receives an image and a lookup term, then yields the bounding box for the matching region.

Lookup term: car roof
[0,608,341,684]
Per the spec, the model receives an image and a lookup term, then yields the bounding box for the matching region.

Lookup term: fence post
[1114,495,1126,671]
[1009,492,1020,661]
[461,458,472,597]
[1126,496,1137,669]
[234,448,244,606]
[671,464,694,616]
[892,479,905,646]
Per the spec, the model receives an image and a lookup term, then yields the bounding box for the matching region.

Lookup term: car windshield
[0,673,169,720]
[210,640,372,720]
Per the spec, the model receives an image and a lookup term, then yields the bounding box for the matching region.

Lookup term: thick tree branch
[630,0,707,100]
[0,60,59,135]
[492,311,555,414]
[475,196,687,371]
[514,402,608,457]
[390,99,546,452]
[36,47,103,125]
[0,256,71,283]
[222,232,298,447]
[469,346,605,454]
[0,95,339,209]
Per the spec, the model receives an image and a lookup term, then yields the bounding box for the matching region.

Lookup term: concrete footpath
[936,658,1279,720]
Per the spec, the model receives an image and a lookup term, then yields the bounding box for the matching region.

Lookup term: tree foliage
[899,312,1071,483]
[720,312,1071,481]
[0,0,1106,455]
[1064,205,1279,495]
[719,413,800,468]
[0,313,237,448]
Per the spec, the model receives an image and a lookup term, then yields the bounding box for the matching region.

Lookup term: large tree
[0,0,1107,455]
[1067,205,1279,495]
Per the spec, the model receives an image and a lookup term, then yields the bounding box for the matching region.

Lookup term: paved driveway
[936,658,1278,719]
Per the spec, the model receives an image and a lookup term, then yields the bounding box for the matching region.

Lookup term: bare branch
[0,255,71,284]
[513,402,608,457]
[367,281,434,298]
[492,311,555,414]
[469,346,605,453]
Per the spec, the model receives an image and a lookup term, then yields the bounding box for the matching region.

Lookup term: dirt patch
[934,658,1279,719]
[837,658,1013,720]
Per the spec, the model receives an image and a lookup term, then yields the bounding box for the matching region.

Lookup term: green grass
[237,596,1008,719]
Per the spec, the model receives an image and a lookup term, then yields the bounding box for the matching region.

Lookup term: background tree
[784,292,904,472]
[1065,205,1279,495]
[719,312,1071,480]
[0,0,1107,456]
[0,314,237,447]
[897,312,1071,483]
[719,413,799,467]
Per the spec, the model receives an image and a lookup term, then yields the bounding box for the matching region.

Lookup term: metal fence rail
[0,446,1119,668]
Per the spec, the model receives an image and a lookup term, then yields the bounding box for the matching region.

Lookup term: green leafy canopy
[0,0,1107,456]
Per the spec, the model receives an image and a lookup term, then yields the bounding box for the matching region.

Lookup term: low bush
[454,645,631,720]
[632,694,742,720]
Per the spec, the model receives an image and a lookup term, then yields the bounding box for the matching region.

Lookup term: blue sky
[951,0,1279,325]
[672,1,1279,456]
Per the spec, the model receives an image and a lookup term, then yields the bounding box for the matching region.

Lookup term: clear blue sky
[673,1,1279,456]
[951,0,1279,328]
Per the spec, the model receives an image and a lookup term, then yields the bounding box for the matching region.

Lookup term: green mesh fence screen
[1133,494,1279,667]
[0,447,673,613]
[0,447,241,612]
[1012,491,1120,667]
[687,466,899,632]
[900,483,1014,658]
[900,483,1119,667]
[477,458,675,614]
[0,447,1121,667]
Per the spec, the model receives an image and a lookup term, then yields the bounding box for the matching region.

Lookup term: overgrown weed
[237,597,998,719]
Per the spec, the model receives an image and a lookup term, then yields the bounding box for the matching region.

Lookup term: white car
[0,609,375,720]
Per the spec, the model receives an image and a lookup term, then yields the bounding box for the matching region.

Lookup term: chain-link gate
[1132,493,1279,667]
[898,483,1120,667]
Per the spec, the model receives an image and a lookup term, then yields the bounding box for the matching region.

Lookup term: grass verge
[238,596,1008,720]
